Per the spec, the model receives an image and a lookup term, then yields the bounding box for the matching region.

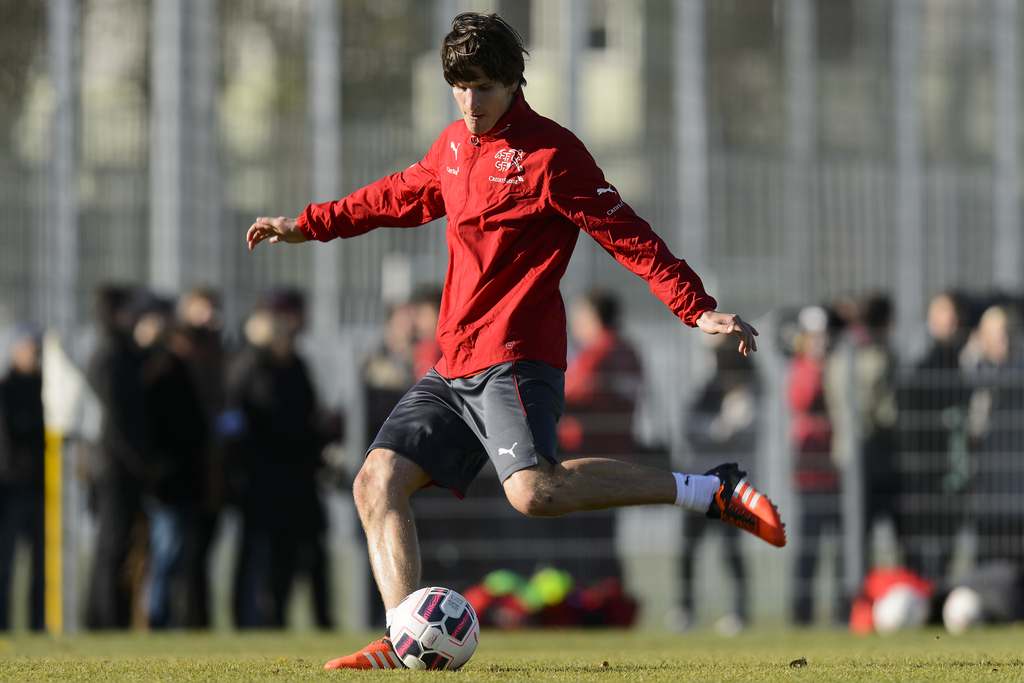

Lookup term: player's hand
[246,216,307,250]
[696,310,759,356]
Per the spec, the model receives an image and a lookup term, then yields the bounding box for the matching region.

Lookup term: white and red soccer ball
[390,587,480,671]
[872,584,930,635]
[942,586,984,635]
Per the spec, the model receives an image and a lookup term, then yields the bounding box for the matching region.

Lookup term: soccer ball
[872,584,930,635]
[942,586,983,635]
[389,586,480,670]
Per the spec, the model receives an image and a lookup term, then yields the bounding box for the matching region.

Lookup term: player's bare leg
[503,457,676,514]
[354,449,432,609]
[324,449,432,670]
[503,457,785,547]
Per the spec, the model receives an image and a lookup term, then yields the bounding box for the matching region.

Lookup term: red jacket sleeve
[298,143,446,242]
[545,142,717,326]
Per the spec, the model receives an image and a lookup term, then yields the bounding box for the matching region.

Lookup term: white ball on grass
[872,585,930,635]
[942,586,983,635]
[389,587,480,671]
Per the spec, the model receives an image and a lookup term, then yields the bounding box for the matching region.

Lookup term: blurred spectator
[411,286,443,381]
[896,292,972,580]
[171,287,227,627]
[852,296,900,558]
[673,334,761,634]
[134,296,210,629]
[788,305,844,625]
[361,302,416,447]
[962,303,1024,566]
[226,291,333,628]
[85,285,151,629]
[825,294,899,582]
[360,298,421,627]
[0,327,46,631]
[550,290,642,584]
[558,289,642,462]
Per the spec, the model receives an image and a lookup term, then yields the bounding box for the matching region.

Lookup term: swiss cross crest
[494,148,525,173]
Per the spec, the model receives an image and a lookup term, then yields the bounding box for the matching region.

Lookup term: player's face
[452,69,518,135]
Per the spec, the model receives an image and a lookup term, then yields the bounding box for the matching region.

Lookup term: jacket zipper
[451,137,481,225]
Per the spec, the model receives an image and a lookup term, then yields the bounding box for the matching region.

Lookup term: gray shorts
[368,360,565,497]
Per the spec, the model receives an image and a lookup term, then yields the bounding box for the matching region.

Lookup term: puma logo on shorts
[367,360,565,496]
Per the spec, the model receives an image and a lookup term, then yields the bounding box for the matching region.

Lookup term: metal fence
[2,0,1023,632]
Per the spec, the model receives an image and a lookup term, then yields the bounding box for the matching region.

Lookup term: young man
[247,13,785,669]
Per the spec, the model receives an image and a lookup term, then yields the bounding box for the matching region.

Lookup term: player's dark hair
[442,12,528,90]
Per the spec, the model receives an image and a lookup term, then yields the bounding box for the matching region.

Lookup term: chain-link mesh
[1,0,1023,631]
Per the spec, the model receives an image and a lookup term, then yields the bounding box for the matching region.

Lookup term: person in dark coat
[675,335,761,633]
[85,285,151,629]
[227,291,333,628]
[171,288,227,627]
[134,297,210,628]
[896,292,972,580]
[962,304,1024,566]
[0,327,46,631]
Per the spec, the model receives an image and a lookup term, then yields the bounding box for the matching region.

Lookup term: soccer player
[247,13,785,670]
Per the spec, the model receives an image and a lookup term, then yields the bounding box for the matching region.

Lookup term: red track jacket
[299,94,717,379]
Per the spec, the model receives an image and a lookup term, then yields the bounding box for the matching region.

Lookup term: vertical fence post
[150,0,184,294]
[308,0,349,629]
[184,0,221,290]
[673,0,708,479]
[675,0,708,273]
[994,0,1020,292]
[784,0,815,304]
[150,0,219,294]
[436,0,461,126]
[837,337,865,608]
[47,0,78,338]
[46,0,79,637]
[308,0,341,344]
[560,0,585,135]
[783,0,820,616]
[894,0,923,349]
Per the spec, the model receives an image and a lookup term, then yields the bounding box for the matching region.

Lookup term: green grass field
[1,627,1022,681]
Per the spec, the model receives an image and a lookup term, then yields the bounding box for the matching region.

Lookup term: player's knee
[352,465,380,517]
[353,449,401,513]
[503,470,562,518]
[354,449,429,516]
[506,488,550,517]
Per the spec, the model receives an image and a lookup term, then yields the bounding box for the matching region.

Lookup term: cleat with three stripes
[704,462,786,548]
[323,638,406,670]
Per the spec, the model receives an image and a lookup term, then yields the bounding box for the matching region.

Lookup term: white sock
[673,472,720,513]
[386,608,396,636]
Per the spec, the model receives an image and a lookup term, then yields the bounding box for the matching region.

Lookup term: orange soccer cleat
[324,638,406,670]
[705,462,786,548]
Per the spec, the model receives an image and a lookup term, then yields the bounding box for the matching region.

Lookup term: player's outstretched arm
[696,310,759,356]
[246,216,308,250]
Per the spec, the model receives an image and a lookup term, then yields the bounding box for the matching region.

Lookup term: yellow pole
[44,429,63,635]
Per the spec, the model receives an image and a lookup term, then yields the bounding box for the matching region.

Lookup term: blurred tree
[0,1,45,163]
